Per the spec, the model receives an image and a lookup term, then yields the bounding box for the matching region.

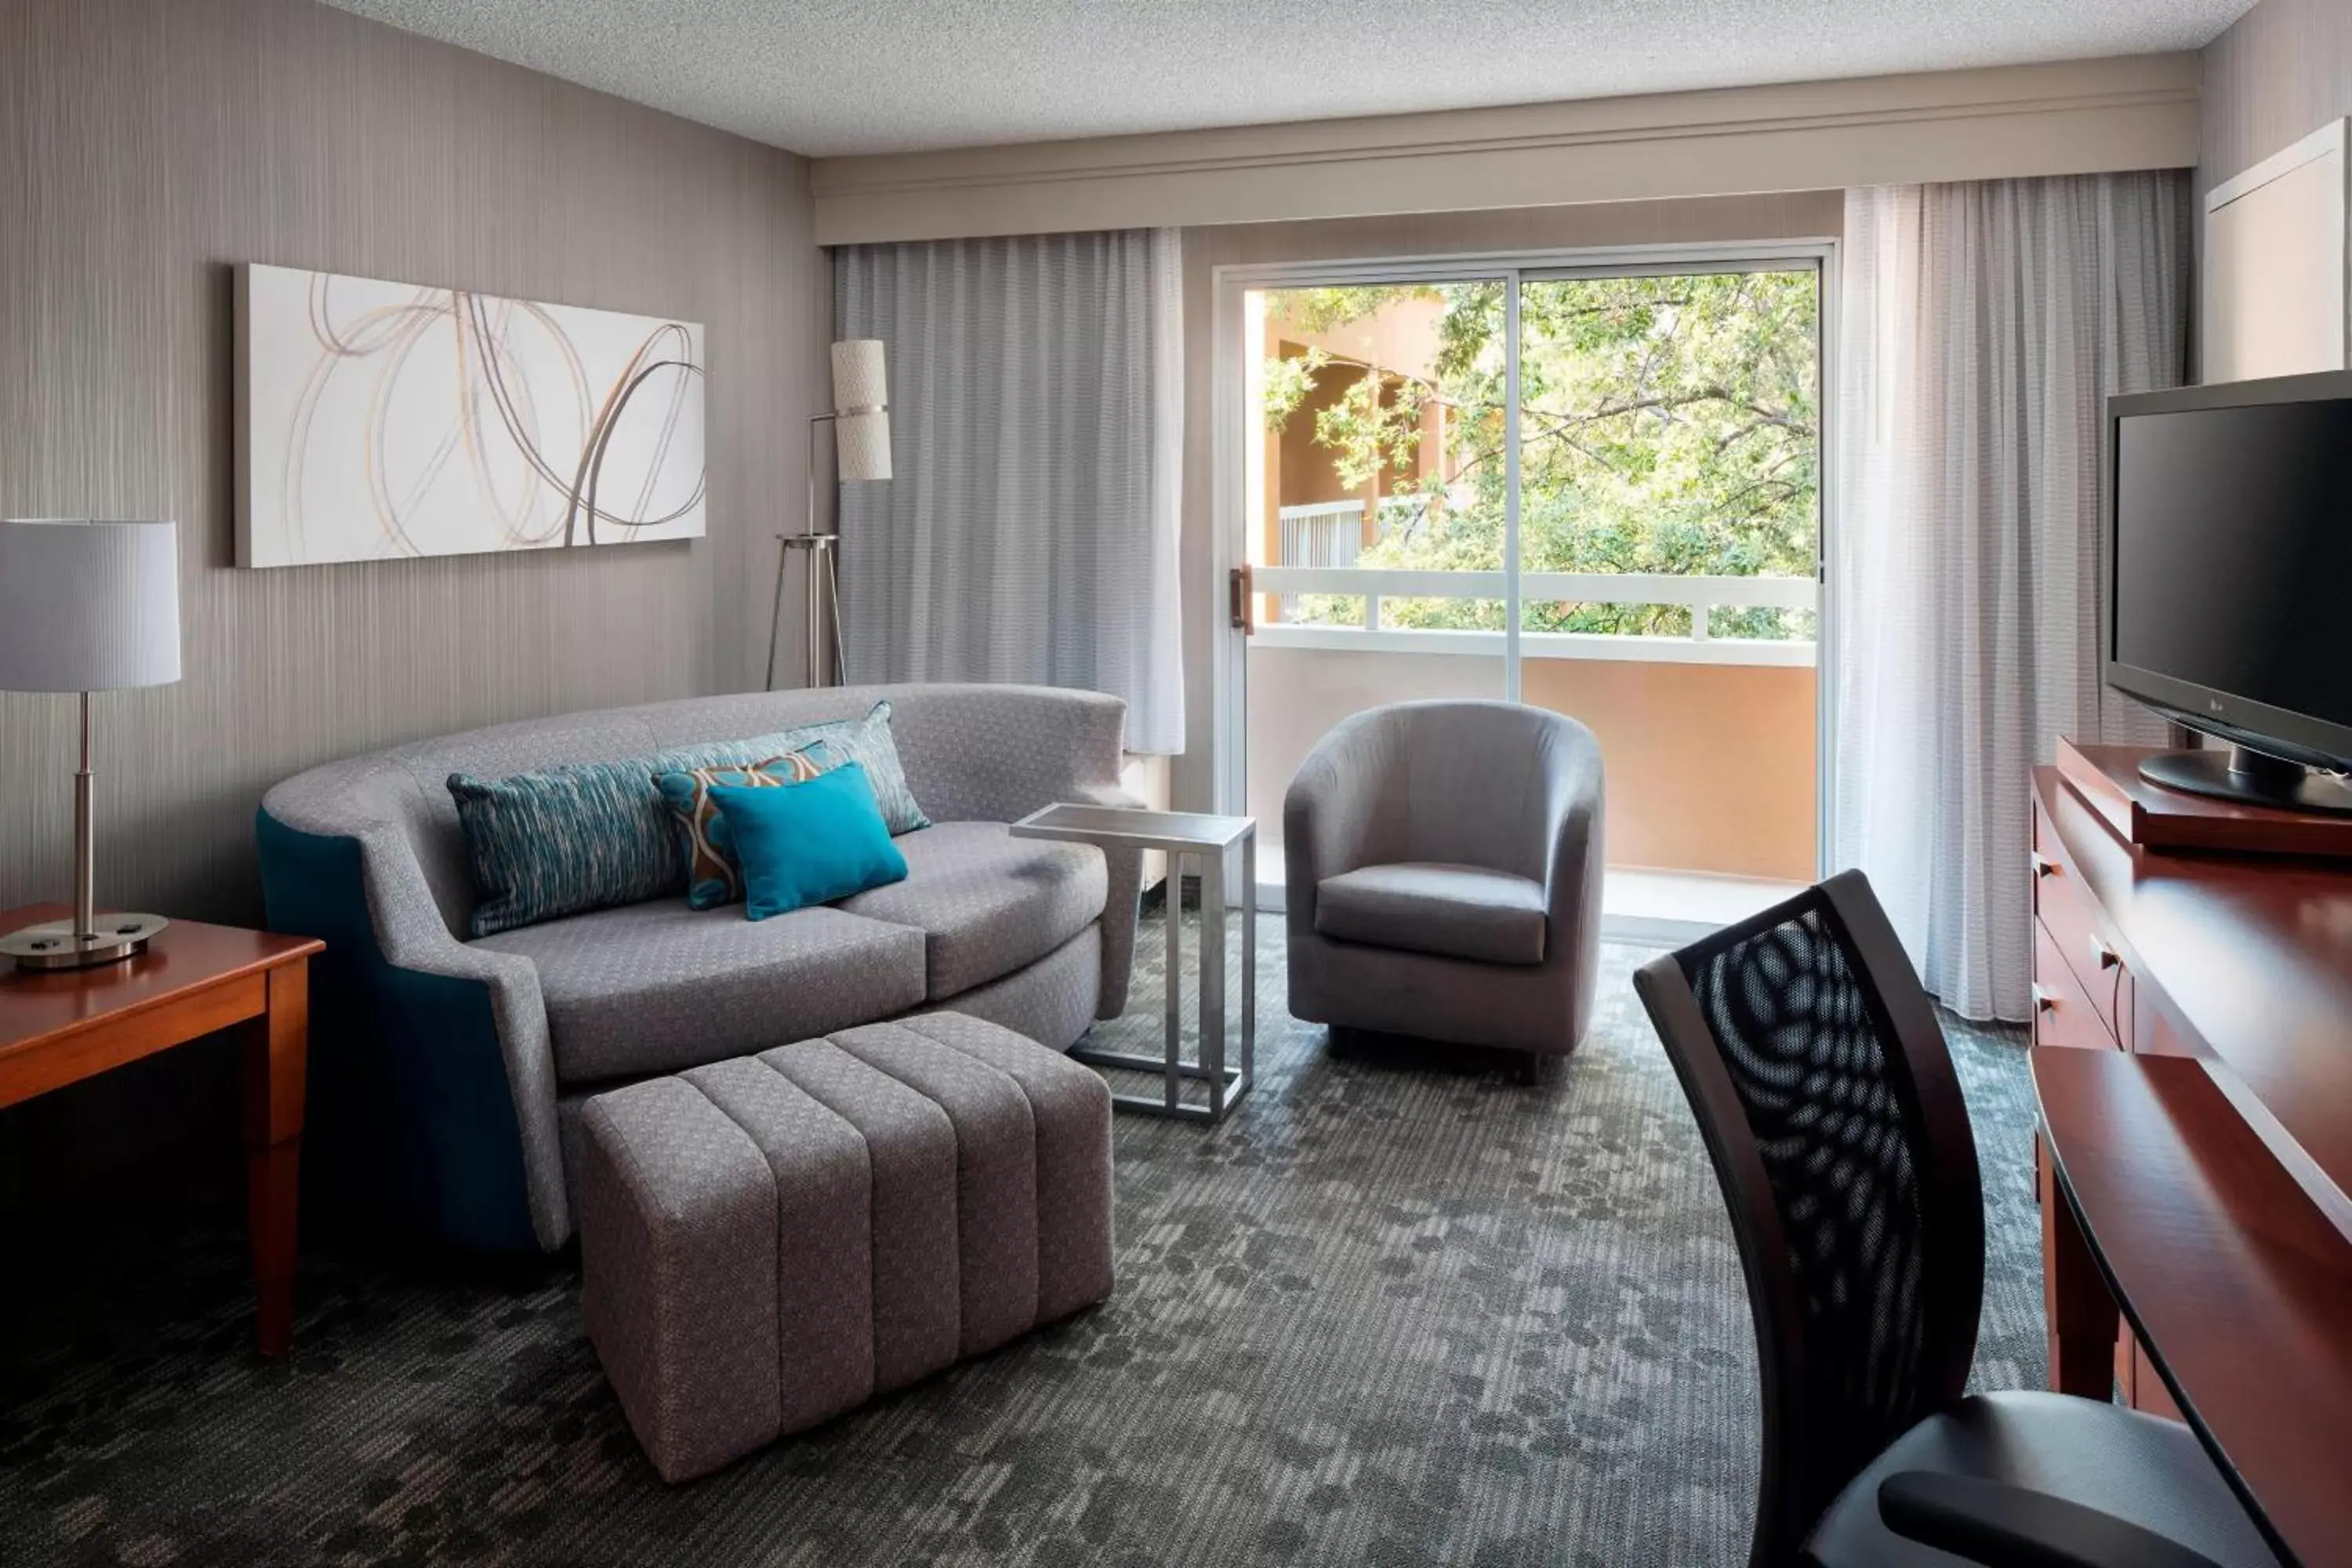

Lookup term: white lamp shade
[0,518,183,691]
[830,339,887,412]
[835,410,893,482]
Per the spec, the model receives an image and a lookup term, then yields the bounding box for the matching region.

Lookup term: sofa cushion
[837,822,1106,1000]
[1315,861,1548,966]
[473,901,927,1084]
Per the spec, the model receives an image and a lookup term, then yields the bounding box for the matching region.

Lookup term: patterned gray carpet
[0,924,2042,1567]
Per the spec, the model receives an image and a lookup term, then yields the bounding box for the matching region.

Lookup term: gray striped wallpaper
[0,0,826,929]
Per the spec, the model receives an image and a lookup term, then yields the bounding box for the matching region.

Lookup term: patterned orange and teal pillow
[654,745,832,910]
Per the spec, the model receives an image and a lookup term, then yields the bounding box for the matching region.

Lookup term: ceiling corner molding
[811,53,2200,245]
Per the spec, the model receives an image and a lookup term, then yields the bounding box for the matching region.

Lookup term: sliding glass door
[1238,279,1508,844]
[1232,251,1826,913]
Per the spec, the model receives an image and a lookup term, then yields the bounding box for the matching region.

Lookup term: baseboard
[1599,912,1714,949]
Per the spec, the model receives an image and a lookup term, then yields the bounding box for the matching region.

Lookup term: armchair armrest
[1878,1472,2227,1568]
[1540,739,1606,926]
[1283,714,1399,902]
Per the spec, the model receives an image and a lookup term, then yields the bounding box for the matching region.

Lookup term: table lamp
[766,339,891,690]
[0,518,183,970]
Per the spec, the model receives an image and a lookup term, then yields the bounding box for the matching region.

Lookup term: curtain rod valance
[811,56,2198,245]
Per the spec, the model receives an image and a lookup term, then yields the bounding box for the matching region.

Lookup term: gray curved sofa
[1283,699,1604,1071]
[258,683,1142,1254]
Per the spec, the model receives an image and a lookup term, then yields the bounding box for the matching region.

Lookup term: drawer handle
[2089,935,2119,971]
[2030,852,2059,879]
[2032,983,2057,1014]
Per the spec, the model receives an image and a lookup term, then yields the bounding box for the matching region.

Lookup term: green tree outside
[1262,272,1819,639]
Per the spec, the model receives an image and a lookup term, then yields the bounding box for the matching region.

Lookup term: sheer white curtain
[832,230,1185,754]
[1832,174,2188,1021]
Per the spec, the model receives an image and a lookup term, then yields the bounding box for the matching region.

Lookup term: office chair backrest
[1634,870,1985,1566]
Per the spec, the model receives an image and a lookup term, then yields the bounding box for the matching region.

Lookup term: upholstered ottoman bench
[577,1012,1114,1482]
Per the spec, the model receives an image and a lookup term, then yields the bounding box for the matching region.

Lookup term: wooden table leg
[2040,1132,2119,1399]
[241,960,308,1357]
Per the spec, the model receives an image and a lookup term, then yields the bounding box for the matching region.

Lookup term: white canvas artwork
[236,263,706,567]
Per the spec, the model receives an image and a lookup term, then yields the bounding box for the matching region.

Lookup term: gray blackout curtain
[1831,173,2190,1022]
[833,229,1185,754]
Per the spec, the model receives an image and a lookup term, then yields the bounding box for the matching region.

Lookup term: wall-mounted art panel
[236,263,706,566]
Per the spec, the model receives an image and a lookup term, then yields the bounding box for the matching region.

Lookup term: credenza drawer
[2031,826,2129,1042]
[2034,920,2118,1051]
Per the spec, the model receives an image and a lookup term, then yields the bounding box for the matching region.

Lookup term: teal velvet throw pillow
[710,763,909,920]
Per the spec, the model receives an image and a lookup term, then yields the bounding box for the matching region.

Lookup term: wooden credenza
[2030,754,2352,1420]
[2031,776,2169,1416]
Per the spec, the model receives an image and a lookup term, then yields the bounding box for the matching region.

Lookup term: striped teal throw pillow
[764,700,931,836]
[449,760,684,938]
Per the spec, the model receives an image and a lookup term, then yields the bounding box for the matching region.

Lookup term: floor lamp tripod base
[767,532,845,691]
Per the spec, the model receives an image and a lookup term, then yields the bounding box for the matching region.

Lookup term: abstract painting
[235,263,705,568]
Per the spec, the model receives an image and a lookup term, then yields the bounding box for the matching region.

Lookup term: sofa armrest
[893,685,1134,826]
[1065,780,1147,1018]
[887,686,1145,1018]
[256,805,572,1251]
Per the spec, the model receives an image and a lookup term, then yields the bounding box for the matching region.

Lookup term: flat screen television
[2106,372,2352,814]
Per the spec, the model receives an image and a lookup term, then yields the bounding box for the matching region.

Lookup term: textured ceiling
[322,0,2256,158]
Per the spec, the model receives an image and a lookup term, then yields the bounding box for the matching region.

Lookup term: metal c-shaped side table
[1009,804,1256,1124]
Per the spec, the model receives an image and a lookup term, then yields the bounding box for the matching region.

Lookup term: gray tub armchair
[1283,700,1606,1076]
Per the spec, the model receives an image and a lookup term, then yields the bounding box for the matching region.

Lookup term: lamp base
[2,912,170,971]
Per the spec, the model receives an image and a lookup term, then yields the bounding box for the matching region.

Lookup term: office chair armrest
[1878,1472,2227,1568]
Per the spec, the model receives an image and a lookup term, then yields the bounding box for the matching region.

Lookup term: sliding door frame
[1211,237,1842,887]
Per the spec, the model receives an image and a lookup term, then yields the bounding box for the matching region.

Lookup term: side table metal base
[1008,804,1257,1127]
[1067,1047,1250,1123]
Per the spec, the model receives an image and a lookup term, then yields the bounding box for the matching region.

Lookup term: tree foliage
[1265,272,1819,638]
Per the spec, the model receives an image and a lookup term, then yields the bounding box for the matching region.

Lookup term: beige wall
[2202,0,2352,199]
[1179,191,1847,819]
[1246,648,1817,882]
[2198,0,2352,381]
[0,0,827,928]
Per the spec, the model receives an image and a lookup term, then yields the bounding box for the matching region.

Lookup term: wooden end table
[0,903,322,1356]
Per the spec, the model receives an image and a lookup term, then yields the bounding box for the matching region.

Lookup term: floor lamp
[767,340,891,690]
[0,518,183,970]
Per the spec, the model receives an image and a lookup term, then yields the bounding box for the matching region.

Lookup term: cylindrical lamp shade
[829,339,887,412]
[0,519,182,691]
[835,411,893,482]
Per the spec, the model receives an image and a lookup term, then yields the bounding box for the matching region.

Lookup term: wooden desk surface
[2035,1046,2352,1568]
[0,902,320,1054]
[2032,768,2352,1226]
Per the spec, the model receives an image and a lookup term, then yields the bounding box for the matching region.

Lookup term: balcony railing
[1250,564,1817,667]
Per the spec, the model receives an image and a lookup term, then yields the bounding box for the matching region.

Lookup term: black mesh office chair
[1634,870,2282,1568]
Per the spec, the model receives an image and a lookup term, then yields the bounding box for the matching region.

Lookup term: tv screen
[2112,397,2352,744]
